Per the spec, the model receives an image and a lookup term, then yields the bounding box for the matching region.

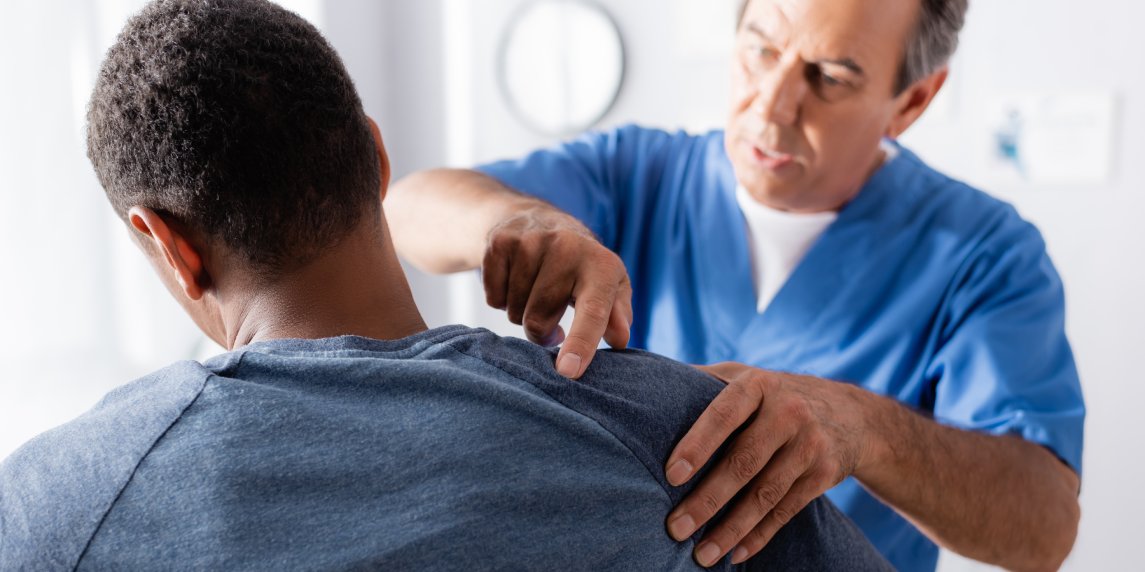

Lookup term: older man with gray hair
[386,0,1085,570]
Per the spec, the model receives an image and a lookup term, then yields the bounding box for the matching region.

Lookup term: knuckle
[727,449,763,481]
[751,376,777,397]
[575,294,613,323]
[485,292,503,310]
[761,370,781,388]
[797,441,820,468]
[522,317,550,339]
[770,502,799,526]
[617,271,633,291]
[803,432,827,455]
[708,400,739,428]
[723,382,754,406]
[741,375,767,397]
[782,400,810,421]
[697,492,722,518]
[743,522,770,546]
[586,249,624,278]
[721,520,748,543]
[736,377,764,401]
[549,230,574,251]
[512,236,537,260]
[753,481,786,512]
[603,250,626,272]
[488,233,515,256]
[724,379,748,397]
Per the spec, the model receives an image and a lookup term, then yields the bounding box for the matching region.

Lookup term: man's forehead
[741,0,917,70]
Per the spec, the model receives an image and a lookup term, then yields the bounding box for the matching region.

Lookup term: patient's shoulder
[442,331,722,501]
[0,361,211,569]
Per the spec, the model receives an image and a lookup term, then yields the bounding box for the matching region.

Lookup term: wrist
[850,386,900,483]
[496,200,594,241]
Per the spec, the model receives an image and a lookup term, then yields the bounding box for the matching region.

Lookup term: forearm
[855,391,1080,571]
[385,169,547,273]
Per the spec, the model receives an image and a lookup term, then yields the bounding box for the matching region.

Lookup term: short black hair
[87,0,380,275]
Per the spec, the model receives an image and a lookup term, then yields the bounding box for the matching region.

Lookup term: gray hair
[736,0,969,94]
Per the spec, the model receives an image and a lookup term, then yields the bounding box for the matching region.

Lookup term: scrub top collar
[699,137,911,361]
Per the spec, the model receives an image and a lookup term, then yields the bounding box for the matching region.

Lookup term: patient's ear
[127,207,209,301]
[366,116,391,199]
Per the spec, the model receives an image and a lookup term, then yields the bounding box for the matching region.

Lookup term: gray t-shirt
[0,326,890,570]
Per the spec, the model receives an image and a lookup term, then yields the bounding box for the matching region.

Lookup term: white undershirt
[736,186,838,313]
[735,140,900,313]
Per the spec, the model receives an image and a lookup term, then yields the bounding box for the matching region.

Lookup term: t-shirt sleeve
[928,213,1085,474]
[449,333,892,570]
[0,362,209,570]
[475,125,673,250]
[563,349,893,571]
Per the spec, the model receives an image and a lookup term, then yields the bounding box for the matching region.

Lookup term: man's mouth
[750,144,796,170]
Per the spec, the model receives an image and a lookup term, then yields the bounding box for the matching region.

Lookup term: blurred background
[0,1,1139,569]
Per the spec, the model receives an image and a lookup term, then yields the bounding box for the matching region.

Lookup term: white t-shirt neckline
[735,140,898,314]
[735,186,838,313]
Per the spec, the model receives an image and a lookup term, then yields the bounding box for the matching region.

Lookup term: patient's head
[87,0,383,277]
[86,0,417,348]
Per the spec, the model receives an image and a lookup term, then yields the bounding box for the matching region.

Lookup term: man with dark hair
[0,0,892,569]
[386,0,1084,570]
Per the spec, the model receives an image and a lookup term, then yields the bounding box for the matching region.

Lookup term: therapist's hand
[482,205,633,379]
[664,362,875,567]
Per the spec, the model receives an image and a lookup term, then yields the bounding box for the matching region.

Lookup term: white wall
[1,1,1138,570]
[0,0,189,460]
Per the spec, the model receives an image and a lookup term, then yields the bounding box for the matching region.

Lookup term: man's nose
[752,62,806,126]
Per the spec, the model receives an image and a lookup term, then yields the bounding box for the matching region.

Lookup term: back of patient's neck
[218,220,427,350]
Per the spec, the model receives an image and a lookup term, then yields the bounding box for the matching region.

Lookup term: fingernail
[731,546,749,564]
[668,513,696,540]
[666,459,694,485]
[556,353,581,378]
[695,542,722,567]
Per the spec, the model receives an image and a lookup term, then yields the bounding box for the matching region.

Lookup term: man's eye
[747,45,778,61]
[820,73,843,87]
[807,66,849,92]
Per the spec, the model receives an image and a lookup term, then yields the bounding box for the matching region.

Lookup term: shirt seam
[71,365,222,570]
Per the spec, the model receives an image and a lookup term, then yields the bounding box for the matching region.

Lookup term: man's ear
[886,67,949,139]
[366,116,392,200]
[127,207,210,301]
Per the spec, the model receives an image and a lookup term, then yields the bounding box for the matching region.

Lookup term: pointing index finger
[555,297,610,380]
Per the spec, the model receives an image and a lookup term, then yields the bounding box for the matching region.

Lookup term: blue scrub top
[477,125,1085,572]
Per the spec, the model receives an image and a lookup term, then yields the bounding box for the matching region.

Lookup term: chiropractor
[385,0,1085,570]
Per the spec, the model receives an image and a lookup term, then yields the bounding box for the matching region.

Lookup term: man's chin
[741,190,785,212]
[734,172,802,211]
